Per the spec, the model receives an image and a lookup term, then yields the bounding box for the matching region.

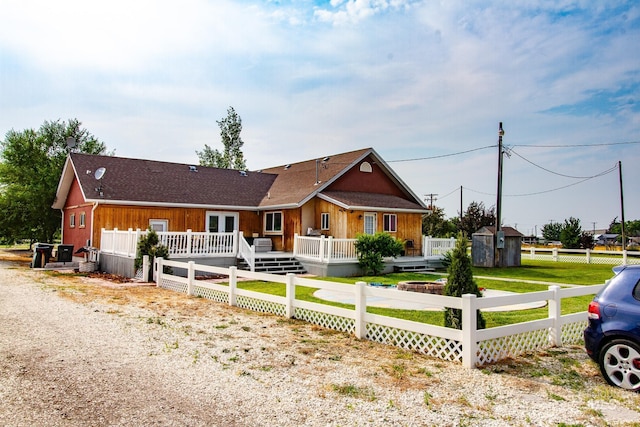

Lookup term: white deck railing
[155,258,604,368]
[423,236,456,257]
[100,228,237,258]
[293,234,358,263]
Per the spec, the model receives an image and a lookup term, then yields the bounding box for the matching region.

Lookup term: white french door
[206,211,238,233]
[363,213,377,235]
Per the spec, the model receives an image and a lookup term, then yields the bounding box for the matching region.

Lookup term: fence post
[135,228,142,257]
[586,248,591,264]
[552,247,558,262]
[228,266,237,306]
[155,257,162,286]
[187,261,195,296]
[354,281,366,339]
[548,285,562,347]
[293,233,299,257]
[623,250,628,265]
[142,255,149,282]
[462,294,478,369]
[285,273,295,318]
[530,246,535,259]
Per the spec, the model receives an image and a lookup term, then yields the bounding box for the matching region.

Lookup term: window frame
[264,211,283,234]
[79,212,86,228]
[149,219,169,232]
[383,213,397,233]
[321,212,330,231]
[69,213,75,228]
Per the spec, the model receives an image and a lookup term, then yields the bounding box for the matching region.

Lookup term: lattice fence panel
[477,328,549,366]
[237,295,286,317]
[158,277,188,294]
[366,324,463,362]
[134,268,144,281]
[193,286,229,304]
[294,308,355,334]
[562,320,587,345]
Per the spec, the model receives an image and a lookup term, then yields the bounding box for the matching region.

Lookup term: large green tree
[559,217,583,249]
[453,201,495,237]
[0,119,109,244]
[541,222,562,242]
[196,106,247,170]
[422,206,456,238]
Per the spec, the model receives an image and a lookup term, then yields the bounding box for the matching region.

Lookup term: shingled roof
[53,153,277,209]
[53,148,428,213]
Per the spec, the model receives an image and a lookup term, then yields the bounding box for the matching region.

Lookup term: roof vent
[284,164,291,170]
[189,165,198,172]
[359,162,372,173]
[239,170,247,176]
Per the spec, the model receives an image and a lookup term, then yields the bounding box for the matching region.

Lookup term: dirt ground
[1,248,639,426]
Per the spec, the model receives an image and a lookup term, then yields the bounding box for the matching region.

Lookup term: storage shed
[472,226,523,267]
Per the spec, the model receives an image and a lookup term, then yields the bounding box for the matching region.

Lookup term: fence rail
[154,258,603,368]
[523,246,640,265]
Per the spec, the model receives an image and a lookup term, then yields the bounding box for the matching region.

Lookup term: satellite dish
[65,137,77,148]
[94,167,106,180]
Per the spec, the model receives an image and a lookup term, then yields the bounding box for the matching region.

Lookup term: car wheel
[599,339,640,391]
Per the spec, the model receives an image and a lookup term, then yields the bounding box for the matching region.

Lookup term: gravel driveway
[0,251,638,426]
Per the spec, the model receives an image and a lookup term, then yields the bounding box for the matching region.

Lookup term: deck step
[393,264,435,273]
[237,257,306,275]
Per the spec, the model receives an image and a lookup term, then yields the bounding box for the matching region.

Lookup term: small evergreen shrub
[443,232,485,330]
[135,228,171,279]
[354,232,404,275]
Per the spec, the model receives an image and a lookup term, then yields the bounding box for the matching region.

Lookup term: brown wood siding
[315,198,422,253]
[91,205,264,250]
[326,154,406,198]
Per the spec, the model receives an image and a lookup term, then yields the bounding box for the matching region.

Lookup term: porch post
[234,230,240,255]
[319,235,326,262]
[186,229,193,257]
[327,236,334,262]
[293,233,299,257]
[423,236,430,257]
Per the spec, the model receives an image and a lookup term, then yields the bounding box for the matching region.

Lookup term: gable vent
[359,162,372,173]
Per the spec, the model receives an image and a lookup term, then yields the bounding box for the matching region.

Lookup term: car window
[634,279,640,302]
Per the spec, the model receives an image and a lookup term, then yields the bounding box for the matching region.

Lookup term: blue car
[584,264,640,391]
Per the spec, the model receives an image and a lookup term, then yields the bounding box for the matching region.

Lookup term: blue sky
[1,0,638,236]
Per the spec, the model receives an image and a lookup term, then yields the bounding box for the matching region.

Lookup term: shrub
[134,228,171,279]
[443,232,485,330]
[354,232,404,275]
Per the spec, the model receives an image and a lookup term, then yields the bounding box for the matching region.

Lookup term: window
[206,211,238,233]
[364,213,376,235]
[79,212,86,228]
[383,214,397,232]
[321,213,330,230]
[265,211,282,233]
[69,213,75,228]
[149,219,168,232]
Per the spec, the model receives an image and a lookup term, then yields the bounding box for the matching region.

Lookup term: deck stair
[237,256,306,275]
[393,261,435,273]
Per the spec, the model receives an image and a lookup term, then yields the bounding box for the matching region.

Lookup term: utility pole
[495,122,505,267]
[459,186,463,223]
[424,193,438,210]
[619,161,626,251]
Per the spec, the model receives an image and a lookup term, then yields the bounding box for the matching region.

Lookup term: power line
[387,145,495,162]
[509,149,618,179]
[513,141,640,148]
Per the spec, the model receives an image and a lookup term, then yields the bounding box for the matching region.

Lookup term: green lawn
[230,259,615,328]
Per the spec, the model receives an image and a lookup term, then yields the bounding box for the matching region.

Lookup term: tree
[454,201,495,237]
[579,231,595,249]
[541,222,562,242]
[608,218,640,242]
[443,233,485,330]
[422,206,456,238]
[0,119,109,244]
[354,232,404,275]
[197,106,246,170]
[559,217,582,249]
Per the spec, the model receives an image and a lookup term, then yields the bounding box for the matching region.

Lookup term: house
[52,147,430,276]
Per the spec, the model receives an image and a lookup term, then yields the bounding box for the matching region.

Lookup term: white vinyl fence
[154,258,603,368]
[524,247,640,265]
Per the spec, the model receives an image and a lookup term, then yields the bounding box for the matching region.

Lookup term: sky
[1,0,638,237]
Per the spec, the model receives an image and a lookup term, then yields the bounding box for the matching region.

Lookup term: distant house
[52,147,429,274]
